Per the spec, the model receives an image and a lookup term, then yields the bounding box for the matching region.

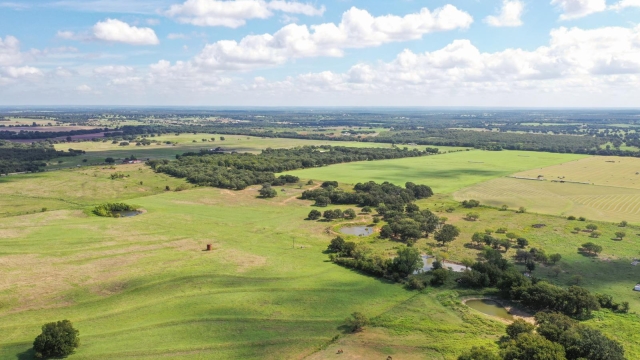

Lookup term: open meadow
[284,150,586,194]
[2,143,640,359]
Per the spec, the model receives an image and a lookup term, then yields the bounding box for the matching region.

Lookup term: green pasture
[283,150,587,194]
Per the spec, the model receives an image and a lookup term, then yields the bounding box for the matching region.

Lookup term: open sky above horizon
[1,0,639,107]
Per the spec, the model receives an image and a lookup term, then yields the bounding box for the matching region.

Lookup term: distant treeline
[149,146,428,190]
[0,128,107,140]
[0,141,84,174]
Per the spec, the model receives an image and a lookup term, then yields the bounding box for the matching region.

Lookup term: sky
[0,0,639,107]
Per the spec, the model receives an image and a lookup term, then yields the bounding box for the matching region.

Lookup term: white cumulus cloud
[94,65,135,75]
[184,5,473,70]
[165,0,325,28]
[484,0,525,27]
[92,19,160,45]
[551,0,607,20]
[609,0,640,10]
[0,35,23,66]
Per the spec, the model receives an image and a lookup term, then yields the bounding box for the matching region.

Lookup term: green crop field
[283,150,587,194]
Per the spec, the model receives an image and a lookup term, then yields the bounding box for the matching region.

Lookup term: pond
[113,210,142,218]
[416,255,467,273]
[340,226,374,236]
[466,299,514,321]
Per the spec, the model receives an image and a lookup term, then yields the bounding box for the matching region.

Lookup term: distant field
[49,134,469,169]
[454,177,640,223]
[283,150,586,193]
[515,156,640,190]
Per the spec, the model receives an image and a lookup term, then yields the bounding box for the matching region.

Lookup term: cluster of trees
[0,141,84,174]
[327,237,423,281]
[0,128,105,140]
[459,312,625,360]
[308,208,357,221]
[301,181,432,209]
[150,146,426,190]
[457,248,625,318]
[92,203,138,217]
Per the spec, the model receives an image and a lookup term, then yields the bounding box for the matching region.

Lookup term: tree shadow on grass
[15,348,36,360]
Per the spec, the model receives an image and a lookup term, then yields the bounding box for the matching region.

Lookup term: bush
[578,216,586,221]
[345,312,369,333]
[33,320,80,359]
[567,215,576,220]
[92,203,137,217]
[430,268,449,285]
[462,199,480,208]
[307,209,321,220]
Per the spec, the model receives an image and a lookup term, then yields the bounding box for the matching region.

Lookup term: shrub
[33,320,80,359]
[578,216,586,221]
[430,268,450,285]
[567,215,576,220]
[496,227,507,234]
[92,203,137,217]
[462,199,480,208]
[619,220,628,227]
[307,209,321,220]
[345,312,369,333]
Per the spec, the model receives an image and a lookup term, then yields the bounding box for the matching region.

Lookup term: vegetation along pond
[340,226,374,236]
[466,299,514,321]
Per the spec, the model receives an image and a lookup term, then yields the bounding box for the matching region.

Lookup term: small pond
[466,299,514,321]
[416,255,467,273]
[113,210,142,218]
[340,226,374,236]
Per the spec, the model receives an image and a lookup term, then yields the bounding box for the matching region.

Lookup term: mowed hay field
[515,156,640,189]
[455,156,640,223]
[284,150,586,194]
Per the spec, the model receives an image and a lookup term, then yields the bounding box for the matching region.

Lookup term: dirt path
[279,183,321,205]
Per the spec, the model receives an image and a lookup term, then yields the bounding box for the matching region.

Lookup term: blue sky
[0,0,639,106]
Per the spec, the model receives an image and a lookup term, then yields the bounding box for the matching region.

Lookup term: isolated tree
[323,210,337,221]
[517,207,527,213]
[525,260,536,272]
[590,230,602,238]
[345,312,369,333]
[258,183,277,198]
[105,157,115,164]
[344,208,357,219]
[466,212,480,221]
[361,206,372,213]
[517,238,529,248]
[471,232,484,247]
[391,247,422,277]
[435,224,460,247]
[327,236,345,253]
[549,253,562,264]
[506,232,517,241]
[33,320,80,359]
[619,220,628,227]
[485,229,493,235]
[586,224,598,232]
[307,209,321,220]
[462,199,480,208]
[306,179,314,185]
[615,231,626,240]
[573,227,581,233]
[500,205,509,211]
[581,242,603,255]
[506,319,535,339]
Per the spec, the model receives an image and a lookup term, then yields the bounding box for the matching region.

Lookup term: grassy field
[49,134,469,170]
[0,177,508,359]
[454,178,640,223]
[283,150,587,194]
[515,156,640,190]
[2,146,639,359]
